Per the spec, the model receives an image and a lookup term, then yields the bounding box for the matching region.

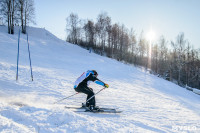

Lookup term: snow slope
[0,26,200,133]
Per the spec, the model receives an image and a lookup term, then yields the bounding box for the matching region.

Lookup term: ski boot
[88,105,100,112]
[82,103,86,108]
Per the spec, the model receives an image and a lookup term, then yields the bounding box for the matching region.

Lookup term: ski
[65,106,85,109]
[77,109,122,113]
[65,106,118,111]
[65,106,122,113]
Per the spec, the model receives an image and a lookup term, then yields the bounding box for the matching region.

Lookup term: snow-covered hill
[0,26,200,133]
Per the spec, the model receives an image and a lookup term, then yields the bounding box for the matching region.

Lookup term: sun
[146,29,156,42]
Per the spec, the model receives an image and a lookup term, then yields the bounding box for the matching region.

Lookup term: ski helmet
[92,70,98,76]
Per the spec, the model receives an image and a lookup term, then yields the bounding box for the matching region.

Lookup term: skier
[74,70,109,111]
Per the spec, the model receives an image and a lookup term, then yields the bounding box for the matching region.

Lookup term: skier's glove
[104,84,109,88]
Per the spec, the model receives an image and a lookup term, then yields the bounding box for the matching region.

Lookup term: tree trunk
[21,3,24,33]
[11,0,15,34]
[24,8,27,34]
[7,13,10,34]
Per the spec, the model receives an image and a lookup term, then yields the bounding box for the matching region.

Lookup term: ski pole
[27,32,33,81]
[85,87,106,104]
[54,92,79,104]
[16,28,20,81]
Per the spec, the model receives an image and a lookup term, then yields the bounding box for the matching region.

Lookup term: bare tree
[96,12,111,52]
[24,0,35,33]
[1,0,17,34]
[0,1,2,24]
[119,24,129,61]
[106,19,112,56]
[138,31,147,65]
[158,36,168,74]
[66,13,81,44]
[129,28,137,63]
[152,43,159,73]
[110,23,120,58]
[83,20,95,47]
[187,47,200,88]
[18,0,35,34]
[171,32,187,85]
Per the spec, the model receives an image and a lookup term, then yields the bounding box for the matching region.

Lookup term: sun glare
[146,28,156,69]
[146,30,156,42]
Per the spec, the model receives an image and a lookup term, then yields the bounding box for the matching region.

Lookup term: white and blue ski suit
[74,70,106,107]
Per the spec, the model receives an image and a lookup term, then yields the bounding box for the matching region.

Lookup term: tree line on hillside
[0,0,35,34]
[66,12,200,89]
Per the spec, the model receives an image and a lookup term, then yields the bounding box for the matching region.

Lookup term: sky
[33,0,200,49]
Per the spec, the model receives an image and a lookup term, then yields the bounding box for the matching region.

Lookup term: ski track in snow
[0,26,200,133]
